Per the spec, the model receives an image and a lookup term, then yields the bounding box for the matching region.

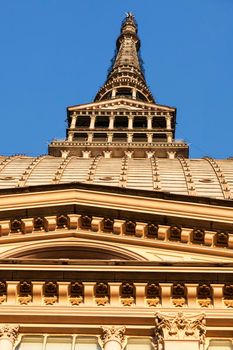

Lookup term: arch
[1,239,147,261]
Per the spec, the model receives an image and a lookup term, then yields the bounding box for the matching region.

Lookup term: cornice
[67,98,176,112]
[0,186,232,224]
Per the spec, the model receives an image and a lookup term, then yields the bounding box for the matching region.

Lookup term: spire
[94,13,155,103]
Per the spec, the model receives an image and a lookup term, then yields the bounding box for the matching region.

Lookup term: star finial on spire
[126,12,134,19]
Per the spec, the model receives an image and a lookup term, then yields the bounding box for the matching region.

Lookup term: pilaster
[154,313,206,350]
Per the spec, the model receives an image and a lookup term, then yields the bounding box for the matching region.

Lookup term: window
[152,117,166,128]
[133,133,147,142]
[153,133,167,142]
[115,87,132,98]
[113,133,127,141]
[73,133,88,140]
[126,338,153,350]
[76,116,90,128]
[17,336,43,350]
[93,133,107,141]
[208,340,233,350]
[133,116,147,128]
[75,337,101,350]
[114,116,128,128]
[95,116,109,128]
[136,92,147,102]
[17,336,100,350]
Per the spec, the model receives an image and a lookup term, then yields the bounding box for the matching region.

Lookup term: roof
[0,155,232,200]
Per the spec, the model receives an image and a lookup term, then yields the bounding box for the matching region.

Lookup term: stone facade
[0,12,232,350]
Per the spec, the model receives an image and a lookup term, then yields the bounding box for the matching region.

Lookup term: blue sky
[0,0,232,158]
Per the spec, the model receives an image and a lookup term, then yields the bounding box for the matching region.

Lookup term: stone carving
[154,312,206,346]
[198,298,212,308]
[101,326,126,348]
[172,297,186,307]
[146,283,160,307]
[121,296,134,306]
[147,297,160,307]
[70,296,83,306]
[0,295,6,304]
[172,284,186,307]
[197,284,212,308]
[0,281,6,304]
[44,295,58,305]
[0,324,19,344]
[19,281,32,305]
[95,283,109,306]
[18,295,32,305]
[121,282,135,306]
[96,296,109,306]
[44,281,58,305]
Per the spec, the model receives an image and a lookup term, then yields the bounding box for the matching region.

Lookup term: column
[109,116,115,129]
[0,325,19,350]
[147,116,152,129]
[68,132,73,141]
[154,313,206,350]
[107,133,113,143]
[90,115,96,129]
[87,133,93,143]
[70,112,77,128]
[132,88,137,99]
[101,326,126,350]
[112,89,116,99]
[167,132,173,143]
[166,114,171,129]
[147,133,153,143]
[128,116,133,129]
[127,133,133,143]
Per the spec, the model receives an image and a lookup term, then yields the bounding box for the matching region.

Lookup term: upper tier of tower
[94,13,155,103]
[48,13,189,159]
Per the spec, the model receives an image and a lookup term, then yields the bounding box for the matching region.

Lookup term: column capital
[0,325,19,344]
[101,326,126,347]
[154,312,206,344]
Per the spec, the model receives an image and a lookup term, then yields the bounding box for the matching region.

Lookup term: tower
[49,13,188,159]
[0,13,233,350]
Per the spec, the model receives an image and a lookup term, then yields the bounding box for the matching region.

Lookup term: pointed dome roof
[94,13,155,103]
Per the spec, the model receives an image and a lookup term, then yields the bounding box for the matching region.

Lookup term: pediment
[67,98,175,112]
[0,231,232,264]
[0,184,232,264]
